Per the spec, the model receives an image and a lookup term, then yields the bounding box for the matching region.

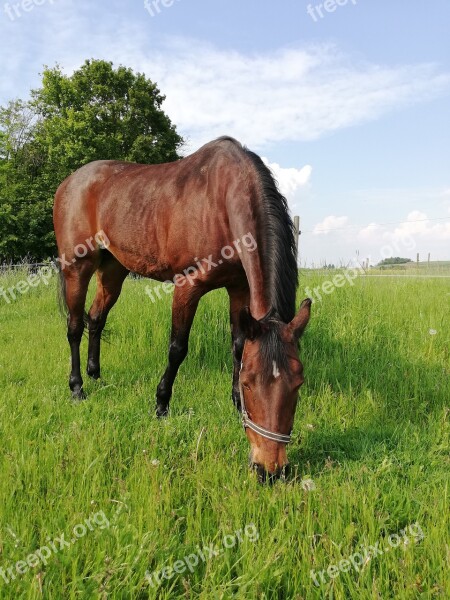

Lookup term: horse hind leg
[86,252,129,380]
[63,260,96,400]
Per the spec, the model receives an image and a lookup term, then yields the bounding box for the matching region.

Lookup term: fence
[0,263,48,272]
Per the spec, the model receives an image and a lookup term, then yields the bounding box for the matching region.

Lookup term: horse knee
[67,319,84,344]
[87,312,105,336]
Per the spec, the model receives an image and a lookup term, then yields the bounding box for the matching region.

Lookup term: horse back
[53,140,258,282]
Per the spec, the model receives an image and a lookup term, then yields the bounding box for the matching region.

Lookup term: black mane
[259,312,292,380]
[243,148,298,324]
[214,137,299,378]
[244,144,298,378]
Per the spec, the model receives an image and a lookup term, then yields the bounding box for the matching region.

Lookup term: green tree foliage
[0,60,183,262]
[0,100,44,261]
[377,257,413,266]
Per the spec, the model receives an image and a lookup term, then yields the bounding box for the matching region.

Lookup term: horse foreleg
[227,286,250,412]
[155,284,205,417]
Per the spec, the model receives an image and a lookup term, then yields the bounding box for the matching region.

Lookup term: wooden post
[417,253,420,270]
[428,253,431,267]
[294,216,300,264]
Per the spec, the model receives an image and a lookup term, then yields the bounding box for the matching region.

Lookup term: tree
[0,100,42,261]
[377,257,412,266]
[0,60,183,262]
[32,59,183,189]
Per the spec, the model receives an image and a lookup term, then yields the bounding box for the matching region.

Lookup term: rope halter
[239,354,292,445]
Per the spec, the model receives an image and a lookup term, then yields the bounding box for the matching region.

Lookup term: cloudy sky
[1,0,449,265]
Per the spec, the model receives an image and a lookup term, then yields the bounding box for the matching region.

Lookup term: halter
[239,345,292,444]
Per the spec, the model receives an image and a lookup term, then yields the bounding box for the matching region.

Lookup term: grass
[367,261,450,276]
[0,268,449,599]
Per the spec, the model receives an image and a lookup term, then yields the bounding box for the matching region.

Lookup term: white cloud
[355,210,450,246]
[2,13,449,151]
[147,40,450,150]
[313,215,349,235]
[355,211,450,262]
[389,211,450,241]
[304,210,450,266]
[262,159,312,199]
[442,189,450,214]
[357,223,381,242]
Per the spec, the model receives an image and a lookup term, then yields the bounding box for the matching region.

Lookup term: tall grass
[0,270,448,599]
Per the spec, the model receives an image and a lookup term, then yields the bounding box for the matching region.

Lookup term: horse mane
[259,312,292,380]
[242,147,298,324]
[213,136,298,323]
[212,137,298,378]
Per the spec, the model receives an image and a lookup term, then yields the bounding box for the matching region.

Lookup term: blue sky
[1,0,449,265]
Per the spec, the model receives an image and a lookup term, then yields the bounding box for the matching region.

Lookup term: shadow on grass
[302,321,448,423]
[288,424,399,476]
[284,322,448,475]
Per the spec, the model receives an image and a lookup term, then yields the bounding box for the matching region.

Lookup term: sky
[1,0,449,266]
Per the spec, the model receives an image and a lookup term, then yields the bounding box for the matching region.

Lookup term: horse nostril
[251,463,267,484]
[280,463,290,481]
[250,463,289,485]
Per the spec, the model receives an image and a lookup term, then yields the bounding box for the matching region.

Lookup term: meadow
[0,268,449,599]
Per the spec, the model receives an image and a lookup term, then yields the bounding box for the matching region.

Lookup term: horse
[53,136,311,481]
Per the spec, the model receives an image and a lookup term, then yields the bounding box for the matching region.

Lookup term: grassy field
[0,268,449,599]
[367,262,450,276]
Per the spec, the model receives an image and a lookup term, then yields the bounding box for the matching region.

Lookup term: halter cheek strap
[239,351,292,445]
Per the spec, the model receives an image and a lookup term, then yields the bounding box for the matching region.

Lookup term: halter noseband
[239,345,292,445]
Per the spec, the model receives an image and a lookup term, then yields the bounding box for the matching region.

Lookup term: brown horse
[53,136,311,481]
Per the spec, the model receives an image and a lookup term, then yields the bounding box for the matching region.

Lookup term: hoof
[87,363,100,380]
[156,404,169,418]
[87,371,101,381]
[71,388,86,401]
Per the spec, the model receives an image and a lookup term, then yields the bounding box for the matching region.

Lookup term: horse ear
[239,307,263,340]
[288,298,312,340]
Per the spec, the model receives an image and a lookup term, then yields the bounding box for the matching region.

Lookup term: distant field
[368,261,450,276]
[0,268,449,599]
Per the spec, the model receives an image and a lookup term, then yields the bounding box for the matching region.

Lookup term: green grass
[0,268,449,599]
[368,261,450,276]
